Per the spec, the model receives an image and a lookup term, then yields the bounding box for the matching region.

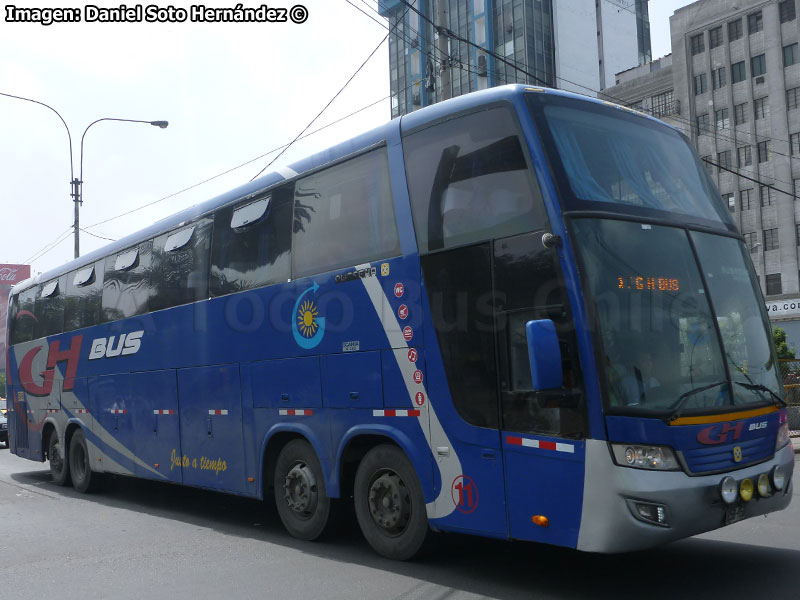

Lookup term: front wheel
[69,429,99,493]
[354,444,430,560]
[48,430,70,486]
[273,439,334,541]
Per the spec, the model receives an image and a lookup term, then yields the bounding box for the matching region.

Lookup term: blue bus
[6,85,794,559]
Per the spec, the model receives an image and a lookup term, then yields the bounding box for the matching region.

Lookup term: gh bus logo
[18,336,83,397]
[89,331,144,360]
[697,422,744,445]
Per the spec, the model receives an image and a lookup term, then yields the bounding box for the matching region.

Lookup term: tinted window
[210,185,293,296]
[292,149,401,279]
[149,218,212,311]
[9,288,37,345]
[403,106,546,254]
[33,276,66,338]
[64,260,105,332]
[102,241,155,321]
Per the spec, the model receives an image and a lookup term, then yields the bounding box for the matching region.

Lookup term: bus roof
[14,84,660,295]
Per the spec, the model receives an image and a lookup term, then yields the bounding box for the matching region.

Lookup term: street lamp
[0,91,168,259]
[73,118,169,257]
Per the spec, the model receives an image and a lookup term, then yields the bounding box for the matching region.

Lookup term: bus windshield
[572,218,782,415]
[528,94,733,226]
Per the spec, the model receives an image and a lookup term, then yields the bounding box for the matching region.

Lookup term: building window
[697,113,711,134]
[738,145,752,167]
[651,90,675,118]
[743,231,758,252]
[741,188,754,210]
[729,19,743,41]
[734,102,748,125]
[796,224,800,244]
[760,185,774,206]
[788,87,800,109]
[732,61,747,83]
[691,33,705,55]
[748,11,763,34]
[709,26,724,48]
[780,0,797,23]
[717,150,732,169]
[723,192,735,212]
[792,132,800,156]
[715,108,729,130]
[795,179,800,198]
[785,43,799,67]
[764,228,779,251]
[751,54,767,77]
[754,97,769,120]
[766,273,782,296]
[694,73,708,95]
[702,155,713,175]
[712,67,727,89]
[758,141,771,163]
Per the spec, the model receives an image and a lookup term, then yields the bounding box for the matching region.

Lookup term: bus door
[177,365,247,494]
[494,232,587,547]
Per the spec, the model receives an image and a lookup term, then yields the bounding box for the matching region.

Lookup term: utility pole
[436,0,451,101]
[71,178,82,258]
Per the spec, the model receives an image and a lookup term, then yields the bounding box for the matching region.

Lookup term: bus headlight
[771,465,786,491]
[719,476,738,504]
[776,421,790,451]
[757,473,771,497]
[610,444,680,470]
[739,478,754,502]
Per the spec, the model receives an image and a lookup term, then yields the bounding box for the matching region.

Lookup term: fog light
[771,465,786,491]
[757,473,771,497]
[739,478,754,502]
[632,501,669,526]
[719,476,737,504]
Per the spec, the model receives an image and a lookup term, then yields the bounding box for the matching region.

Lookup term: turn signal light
[532,515,549,527]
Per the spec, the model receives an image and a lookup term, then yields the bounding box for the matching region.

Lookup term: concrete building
[379,0,651,118]
[605,0,800,346]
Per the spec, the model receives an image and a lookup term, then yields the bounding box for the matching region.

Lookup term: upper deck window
[402,105,547,253]
[65,260,104,332]
[528,94,732,226]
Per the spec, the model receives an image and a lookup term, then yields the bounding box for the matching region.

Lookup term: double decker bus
[6,85,794,559]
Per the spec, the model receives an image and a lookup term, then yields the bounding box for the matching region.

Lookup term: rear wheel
[354,444,429,560]
[48,429,70,486]
[273,439,334,541]
[69,429,99,493]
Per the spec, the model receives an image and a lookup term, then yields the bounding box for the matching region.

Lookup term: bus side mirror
[526,319,563,391]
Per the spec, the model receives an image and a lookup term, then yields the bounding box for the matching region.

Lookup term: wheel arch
[259,423,330,500]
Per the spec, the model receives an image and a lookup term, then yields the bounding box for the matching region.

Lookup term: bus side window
[291,148,401,280]
[33,276,66,339]
[210,185,293,297]
[102,241,155,321]
[149,217,213,311]
[64,260,105,332]
[9,287,37,345]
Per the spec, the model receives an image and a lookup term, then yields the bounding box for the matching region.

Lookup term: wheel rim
[367,470,411,536]
[50,439,64,474]
[283,462,318,519]
[72,441,87,481]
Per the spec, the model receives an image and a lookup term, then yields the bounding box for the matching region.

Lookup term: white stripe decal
[275,166,298,180]
[357,263,462,520]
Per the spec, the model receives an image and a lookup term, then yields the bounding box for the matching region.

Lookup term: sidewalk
[793,436,800,453]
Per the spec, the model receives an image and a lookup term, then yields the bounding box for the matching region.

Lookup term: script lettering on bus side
[170,448,227,475]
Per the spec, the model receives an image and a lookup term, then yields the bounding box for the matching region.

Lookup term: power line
[702,156,798,200]
[25,228,73,264]
[80,227,116,242]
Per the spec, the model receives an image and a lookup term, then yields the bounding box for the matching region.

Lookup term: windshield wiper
[668,380,727,422]
[734,381,787,407]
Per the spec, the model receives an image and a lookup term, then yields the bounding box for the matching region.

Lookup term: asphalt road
[1,446,798,600]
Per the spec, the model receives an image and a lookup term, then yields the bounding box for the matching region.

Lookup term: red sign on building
[0,264,32,374]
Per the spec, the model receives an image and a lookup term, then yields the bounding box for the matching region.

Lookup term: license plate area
[725,504,745,525]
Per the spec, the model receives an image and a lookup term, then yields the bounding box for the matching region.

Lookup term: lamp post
[73,118,169,258]
[0,91,168,259]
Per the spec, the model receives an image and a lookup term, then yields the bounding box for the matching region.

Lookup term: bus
[6,85,794,559]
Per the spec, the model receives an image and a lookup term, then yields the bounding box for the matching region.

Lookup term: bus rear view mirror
[526,319,563,391]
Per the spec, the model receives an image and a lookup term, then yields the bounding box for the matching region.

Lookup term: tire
[48,429,70,486]
[273,439,334,541]
[353,444,430,560]
[68,429,98,493]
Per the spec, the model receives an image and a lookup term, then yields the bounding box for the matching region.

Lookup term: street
[1,447,798,600]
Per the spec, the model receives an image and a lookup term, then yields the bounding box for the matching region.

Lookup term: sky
[0,0,694,278]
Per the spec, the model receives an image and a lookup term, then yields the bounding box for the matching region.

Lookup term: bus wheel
[69,429,98,493]
[354,444,429,560]
[48,430,70,486]
[273,439,333,541]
